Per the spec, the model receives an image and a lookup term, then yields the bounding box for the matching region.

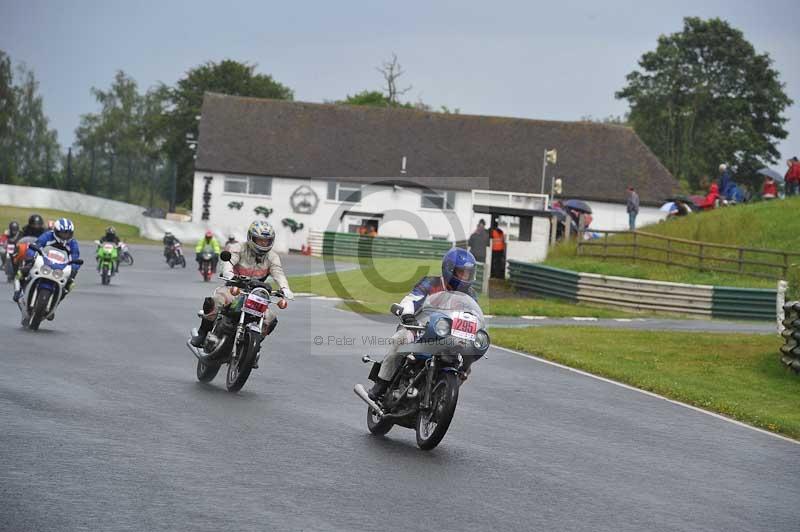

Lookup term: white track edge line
[493,345,799,446]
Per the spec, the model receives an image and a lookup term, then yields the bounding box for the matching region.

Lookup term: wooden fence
[576,230,800,280]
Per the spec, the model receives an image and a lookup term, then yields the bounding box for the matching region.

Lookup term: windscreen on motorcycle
[419,291,485,329]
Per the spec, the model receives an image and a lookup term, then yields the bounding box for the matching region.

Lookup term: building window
[421,190,455,210]
[224,175,272,196]
[327,182,362,203]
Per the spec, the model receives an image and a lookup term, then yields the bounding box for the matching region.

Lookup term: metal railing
[576,230,800,280]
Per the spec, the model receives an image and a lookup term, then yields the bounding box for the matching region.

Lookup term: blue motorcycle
[355,291,490,450]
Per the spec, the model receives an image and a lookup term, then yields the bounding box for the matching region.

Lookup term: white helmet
[247,220,275,254]
[54,218,75,244]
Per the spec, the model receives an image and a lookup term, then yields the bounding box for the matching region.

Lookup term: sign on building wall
[290,185,319,214]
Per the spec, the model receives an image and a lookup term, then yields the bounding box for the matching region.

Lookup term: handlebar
[225,275,281,295]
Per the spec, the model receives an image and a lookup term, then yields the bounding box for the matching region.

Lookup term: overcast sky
[2,0,798,166]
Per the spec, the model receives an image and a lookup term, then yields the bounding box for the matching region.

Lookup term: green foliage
[617,17,792,190]
[158,60,293,206]
[0,50,61,186]
[339,90,397,108]
[72,71,167,203]
[490,326,800,439]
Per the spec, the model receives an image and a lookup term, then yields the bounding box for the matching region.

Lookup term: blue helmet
[442,248,477,292]
[53,218,75,244]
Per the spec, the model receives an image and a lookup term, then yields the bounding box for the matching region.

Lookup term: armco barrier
[322,231,452,259]
[508,260,778,320]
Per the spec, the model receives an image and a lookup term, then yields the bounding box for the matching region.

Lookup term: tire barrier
[508,261,778,321]
[780,301,800,373]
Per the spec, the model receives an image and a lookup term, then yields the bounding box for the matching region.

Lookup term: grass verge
[289,257,659,318]
[0,205,157,244]
[489,326,800,440]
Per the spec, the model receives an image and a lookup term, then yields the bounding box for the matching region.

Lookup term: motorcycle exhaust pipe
[353,384,385,418]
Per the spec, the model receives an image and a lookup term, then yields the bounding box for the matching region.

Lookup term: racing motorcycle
[166,242,186,268]
[15,243,83,330]
[118,241,134,266]
[5,236,36,283]
[95,241,118,285]
[354,291,490,450]
[198,244,216,282]
[186,250,288,392]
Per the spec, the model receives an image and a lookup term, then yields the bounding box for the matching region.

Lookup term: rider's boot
[190,298,215,348]
[368,378,390,401]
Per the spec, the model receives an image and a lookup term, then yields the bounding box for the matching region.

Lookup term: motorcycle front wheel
[180,256,186,268]
[5,260,14,282]
[101,266,111,285]
[226,330,259,392]
[415,372,460,450]
[29,286,52,331]
[121,253,134,266]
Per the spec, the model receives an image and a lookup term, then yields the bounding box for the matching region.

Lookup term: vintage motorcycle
[186,250,288,392]
[354,291,490,450]
[198,244,216,282]
[95,241,118,285]
[166,242,186,268]
[118,241,134,266]
[15,243,83,330]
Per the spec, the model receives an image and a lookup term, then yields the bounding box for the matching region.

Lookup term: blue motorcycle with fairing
[354,290,490,450]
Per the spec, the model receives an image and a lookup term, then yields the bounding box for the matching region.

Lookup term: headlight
[434,317,451,337]
[40,265,52,276]
[473,330,490,351]
[52,269,63,279]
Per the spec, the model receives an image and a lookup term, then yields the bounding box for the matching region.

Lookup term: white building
[192,93,678,260]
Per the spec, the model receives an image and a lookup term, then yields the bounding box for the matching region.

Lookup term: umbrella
[660,201,678,213]
[758,167,784,182]
[563,199,592,214]
[666,195,698,209]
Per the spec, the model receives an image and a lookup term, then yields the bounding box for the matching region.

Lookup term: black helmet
[106,226,116,235]
[8,221,19,234]
[28,214,44,230]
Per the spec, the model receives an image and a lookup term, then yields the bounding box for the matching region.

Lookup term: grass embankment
[490,326,800,440]
[546,197,800,291]
[0,205,157,244]
[288,257,644,318]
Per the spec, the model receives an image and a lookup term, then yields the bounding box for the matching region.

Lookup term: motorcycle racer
[190,221,294,348]
[368,248,478,401]
[13,218,81,304]
[195,230,221,272]
[99,226,121,273]
[21,214,46,238]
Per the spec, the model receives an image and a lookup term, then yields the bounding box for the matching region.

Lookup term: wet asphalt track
[0,245,798,532]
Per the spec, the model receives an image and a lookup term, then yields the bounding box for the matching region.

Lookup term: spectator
[357,222,368,236]
[762,176,777,200]
[786,157,800,196]
[626,187,639,230]
[489,220,506,279]
[467,219,490,263]
[718,164,736,201]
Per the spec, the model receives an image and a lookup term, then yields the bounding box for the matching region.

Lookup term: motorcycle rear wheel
[415,372,460,450]
[366,407,393,435]
[226,330,259,392]
[29,287,52,331]
[196,359,221,383]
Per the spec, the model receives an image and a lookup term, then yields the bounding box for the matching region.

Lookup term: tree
[377,53,411,105]
[159,59,294,208]
[0,51,15,183]
[6,62,60,186]
[616,17,792,190]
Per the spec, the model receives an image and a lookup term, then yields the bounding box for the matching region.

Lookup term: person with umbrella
[626,186,639,230]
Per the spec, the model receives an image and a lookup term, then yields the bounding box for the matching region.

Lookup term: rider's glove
[281,287,294,300]
[401,313,416,325]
